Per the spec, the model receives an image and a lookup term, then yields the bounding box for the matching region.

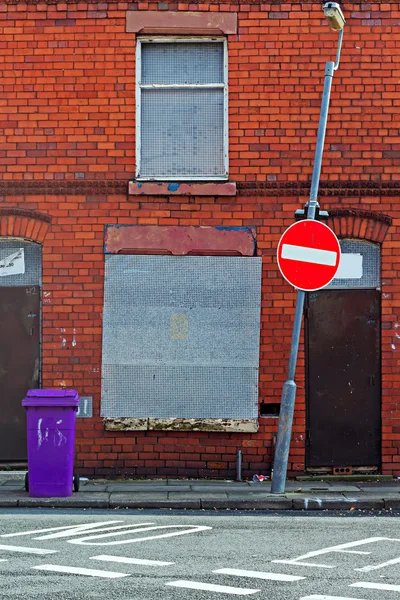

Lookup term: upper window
[136,38,228,181]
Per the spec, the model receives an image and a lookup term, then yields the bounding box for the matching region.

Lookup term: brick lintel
[126,11,238,35]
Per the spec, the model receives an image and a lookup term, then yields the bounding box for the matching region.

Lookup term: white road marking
[91,555,174,566]
[301,596,367,600]
[272,537,389,569]
[273,560,334,569]
[35,523,154,540]
[166,580,260,595]
[1,521,124,538]
[281,244,337,266]
[334,550,371,555]
[68,524,212,546]
[351,582,400,592]
[31,564,130,578]
[214,568,305,581]
[0,545,57,555]
[356,555,400,572]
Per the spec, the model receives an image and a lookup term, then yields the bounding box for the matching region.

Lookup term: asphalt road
[1,510,400,599]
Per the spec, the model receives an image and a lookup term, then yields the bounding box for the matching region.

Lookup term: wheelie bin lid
[22,389,80,407]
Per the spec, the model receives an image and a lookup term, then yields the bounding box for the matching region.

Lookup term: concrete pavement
[1,472,400,510]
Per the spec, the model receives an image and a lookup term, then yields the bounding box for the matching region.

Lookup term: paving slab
[191,484,258,493]
[106,484,173,493]
[78,484,108,492]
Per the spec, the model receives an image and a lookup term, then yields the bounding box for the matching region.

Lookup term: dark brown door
[305,289,381,467]
[0,286,40,461]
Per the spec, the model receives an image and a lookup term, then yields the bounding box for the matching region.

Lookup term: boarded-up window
[101,256,261,419]
[136,39,228,180]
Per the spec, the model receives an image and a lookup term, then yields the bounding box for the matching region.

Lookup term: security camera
[323,2,346,31]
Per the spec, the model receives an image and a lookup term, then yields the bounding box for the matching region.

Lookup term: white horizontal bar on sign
[334,254,363,279]
[214,568,305,581]
[165,580,260,595]
[90,555,174,566]
[0,544,57,555]
[301,596,367,600]
[281,244,337,266]
[351,581,400,592]
[31,564,129,578]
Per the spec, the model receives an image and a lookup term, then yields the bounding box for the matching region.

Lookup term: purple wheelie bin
[22,389,80,498]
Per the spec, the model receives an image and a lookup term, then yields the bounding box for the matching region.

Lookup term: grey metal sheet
[328,239,380,290]
[101,256,262,419]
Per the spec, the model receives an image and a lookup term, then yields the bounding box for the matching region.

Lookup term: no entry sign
[277,220,341,291]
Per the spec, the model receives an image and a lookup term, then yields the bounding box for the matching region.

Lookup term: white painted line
[351,581,400,592]
[33,523,154,541]
[301,596,367,600]
[272,560,334,569]
[1,521,124,538]
[356,554,400,572]
[91,555,174,566]
[273,537,387,569]
[0,545,57,555]
[31,564,130,578]
[214,568,305,581]
[35,523,154,540]
[281,244,337,266]
[166,580,260,595]
[69,524,212,546]
[334,550,371,555]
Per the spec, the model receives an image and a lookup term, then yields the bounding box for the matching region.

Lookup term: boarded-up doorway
[305,239,381,471]
[0,242,42,462]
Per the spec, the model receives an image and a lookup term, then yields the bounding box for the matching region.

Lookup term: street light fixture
[323,2,346,31]
[271,3,346,494]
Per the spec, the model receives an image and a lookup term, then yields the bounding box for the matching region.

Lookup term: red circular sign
[277,220,341,291]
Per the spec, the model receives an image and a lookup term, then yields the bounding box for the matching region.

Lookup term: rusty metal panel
[0,286,40,461]
[104,225,256,256]
[101,256,261,419]
[305,289,381,467]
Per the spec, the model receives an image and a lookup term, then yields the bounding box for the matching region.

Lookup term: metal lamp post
[271,3,346,495]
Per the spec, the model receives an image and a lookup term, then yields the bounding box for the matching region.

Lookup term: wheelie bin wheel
[73,472,80,493]
[25,472,29,492]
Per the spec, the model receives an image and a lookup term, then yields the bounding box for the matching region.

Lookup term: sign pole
[271,30,344,495]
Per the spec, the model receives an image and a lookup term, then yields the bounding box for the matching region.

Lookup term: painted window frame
[136,36,229,181]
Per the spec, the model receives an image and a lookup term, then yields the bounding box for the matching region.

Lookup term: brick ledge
[104,417,258,433]
[129,181,237,197]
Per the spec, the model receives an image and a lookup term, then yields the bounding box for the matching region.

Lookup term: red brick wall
[1,0,399,478]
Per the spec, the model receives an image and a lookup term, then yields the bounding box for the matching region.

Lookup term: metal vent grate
[137,39,227,180]
[327,239,380,289]
[101,256,262,419]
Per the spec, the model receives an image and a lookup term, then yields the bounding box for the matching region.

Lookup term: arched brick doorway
[0,209,50,463]
[305,210,391,474]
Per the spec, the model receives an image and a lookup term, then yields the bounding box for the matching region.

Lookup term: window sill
[103,417,258,433]
[129,181,237,197]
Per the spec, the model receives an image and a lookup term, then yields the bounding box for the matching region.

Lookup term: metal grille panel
[101,256,262,419]
[141,42,224,85]
[0,240,41,287]
[141,88,224,178]
[327,239,380,289]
